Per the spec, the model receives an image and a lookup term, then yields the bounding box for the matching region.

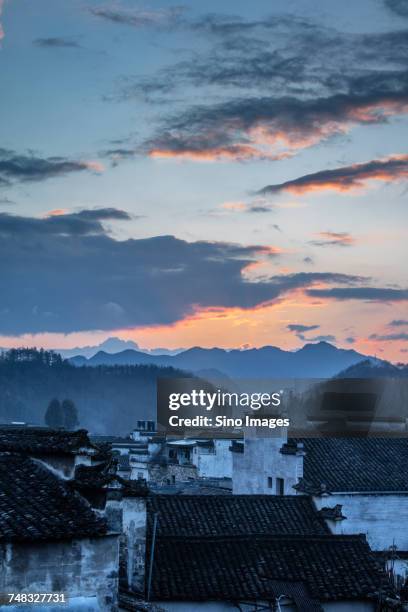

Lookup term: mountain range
[69,341,378,379]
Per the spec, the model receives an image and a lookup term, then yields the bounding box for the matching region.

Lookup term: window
[267,476,273,489]
[171,475,176,484]
[277,477,285,495]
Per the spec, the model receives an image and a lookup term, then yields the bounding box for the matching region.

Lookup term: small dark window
[171,475,176,484]
[267,476,273,489]
[277,477,285,495]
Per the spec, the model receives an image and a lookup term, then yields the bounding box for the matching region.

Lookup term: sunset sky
[0,0,407,361]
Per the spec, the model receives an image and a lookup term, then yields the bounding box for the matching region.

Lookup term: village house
[0,423,107,478]
[94,421,236,485]
[231,426,408,583]
[0,451,119,610]
[119,494,396,611]
[0,424,152,610]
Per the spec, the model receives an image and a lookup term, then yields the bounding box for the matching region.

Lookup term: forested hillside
[0,349,189,434]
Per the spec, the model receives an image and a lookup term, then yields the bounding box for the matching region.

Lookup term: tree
[62,399,79,430]
[44,398,64,428]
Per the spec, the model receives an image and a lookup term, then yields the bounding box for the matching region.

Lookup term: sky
[0,0,407,361]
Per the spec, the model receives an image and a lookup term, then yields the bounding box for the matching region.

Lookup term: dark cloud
[33,38,81,48]
[119,11,408,106]
[108,9,408,161]
[303,257,314,265]
[101,148,139,166]
[287,324,320,333]
[307,287,408,302]
[0,197,15,206]
[0,211,364,334]
[0,208,131,237]
[345,336,356,344]
[258,155,408,195]
[248,205,271,213]
[144,91,408,161]
[369,332,408,341]
[307,334,336,343]
[287,324,336,343]
[89,6,186,28]
[389,319,408,326]
[0,149,102,185]
[384,0,408,17]
[310,232,355,248]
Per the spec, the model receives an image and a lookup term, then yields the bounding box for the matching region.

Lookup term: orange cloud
[149,144,287,162]
[46,208,70,217]
[220,201,248,211]
[259,154,408,196]
[311,232,356,247]
[146,95,408,163]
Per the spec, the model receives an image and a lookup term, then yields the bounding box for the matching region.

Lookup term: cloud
[287,324,336,343]
[307,334,336,343]
[389,319,408,326]
[145,93,408,162]
[384,0,408,17]
[369,332,408,341]
[108,12,408,165]
[124,13,408,102]
[248,205,272,213]
[310,231,355,247]
[220,201,247,212]
[0,208,131,236]
[303,256,314,265]
[307,287,408,302]
[89,5,186,28]
[287,324,320,334]
[0,149,103,185]
[258,155,408,195]
[0,210,364,334]
[0,196,15,205]
[33,37,81,48]
[345,336,356,344]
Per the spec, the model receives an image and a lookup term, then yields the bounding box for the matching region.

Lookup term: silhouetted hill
[336,359,408,378]
[71,341,370,379]
[0,348,189,435]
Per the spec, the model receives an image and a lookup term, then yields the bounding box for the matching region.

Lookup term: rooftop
[146,495,391,605]
[0,453,107,542]
[289,437,408,493]
[0,425,97,456]
[149,534,389,604]
[147,495,330,538]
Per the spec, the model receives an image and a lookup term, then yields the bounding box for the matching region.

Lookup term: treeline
[0,348,189,434]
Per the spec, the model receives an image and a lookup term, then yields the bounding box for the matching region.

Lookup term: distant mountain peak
[69,340,372,379]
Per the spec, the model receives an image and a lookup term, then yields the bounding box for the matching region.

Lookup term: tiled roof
[149,535,390,603]
[0,452,107,541]
[0,426,95,455]
[146,495,391,604]
[292,438,408,493]
[147,495,330,538]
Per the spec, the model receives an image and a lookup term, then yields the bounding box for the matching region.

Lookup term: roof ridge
[152,534,369,543]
